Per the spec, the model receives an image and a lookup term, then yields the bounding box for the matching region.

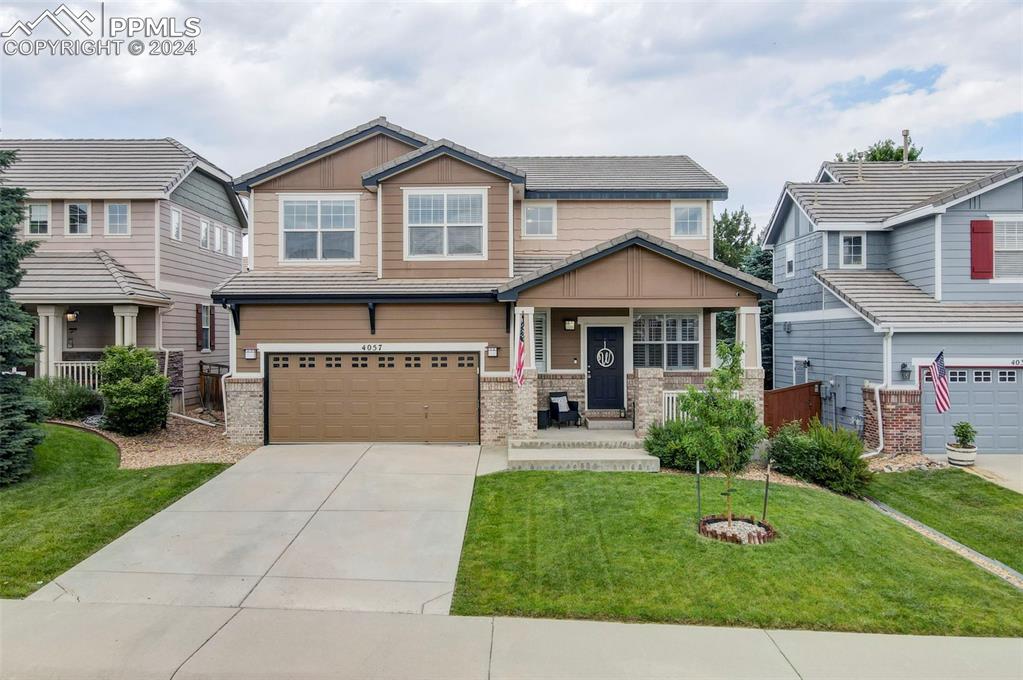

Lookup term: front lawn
[0,424,227,598]
[868,467,1023,573]
[452,472,1023,637]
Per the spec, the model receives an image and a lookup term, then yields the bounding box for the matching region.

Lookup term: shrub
[28,376,102,420]
[952,421,976,448]
[767,418,873,496]
[97,346,169,435]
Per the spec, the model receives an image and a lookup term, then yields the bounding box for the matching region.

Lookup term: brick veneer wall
[225,376,264,445]
[481,371,537,444]
[632,367,665,436]
[537,373,585,414]
[862,386,921,454]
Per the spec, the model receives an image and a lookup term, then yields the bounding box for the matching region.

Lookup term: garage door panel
[922,368,1022,454]
[268,352,479,443]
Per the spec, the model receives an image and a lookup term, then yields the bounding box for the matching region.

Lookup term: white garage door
[921,368,1022,454]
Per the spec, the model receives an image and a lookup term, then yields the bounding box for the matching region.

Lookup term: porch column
[36,305,59,377]
[736,306,761,369]
[113,304,139,346]
[510,306,535,371]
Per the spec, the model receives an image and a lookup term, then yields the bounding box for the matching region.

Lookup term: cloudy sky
[2,0,1021,226]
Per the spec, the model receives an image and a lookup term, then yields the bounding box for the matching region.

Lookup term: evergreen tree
[741,245,774,389]
[0,150,44,485]
[713,207,757,345]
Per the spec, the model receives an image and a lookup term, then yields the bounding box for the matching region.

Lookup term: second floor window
[633,313,699,370]
[523,202,556,238]
[994,219,1023,278]
[200,220,210,249]
[840,232,865,268]
[25,203,49,235]
[672,203,704,237]
[282,195,358,261]
[214,225,224,253]
[106,203,129,235]
[406,189,485,258]
[170,209,182,241]
[67,202,90,235]
[227,230,235,257]
[784,242,795,278]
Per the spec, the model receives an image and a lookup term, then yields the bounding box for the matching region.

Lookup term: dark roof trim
[524,189,728,200]
[234,125,427,191]
[212,292,498,305]
[363,146,526,187]
[496,235,778,301]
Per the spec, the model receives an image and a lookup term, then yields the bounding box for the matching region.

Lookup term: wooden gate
[764,381,821,433]
[198,361,228,411]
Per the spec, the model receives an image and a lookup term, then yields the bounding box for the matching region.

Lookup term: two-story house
[763,160,1023,454]
[6,139,247,409]
[214,117,777,446]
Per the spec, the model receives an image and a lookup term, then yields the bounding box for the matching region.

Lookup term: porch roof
[11,250,171,305]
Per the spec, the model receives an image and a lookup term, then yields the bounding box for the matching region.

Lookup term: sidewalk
[2,600,1020,680]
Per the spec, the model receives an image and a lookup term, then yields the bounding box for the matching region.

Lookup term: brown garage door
[266,353,479,443]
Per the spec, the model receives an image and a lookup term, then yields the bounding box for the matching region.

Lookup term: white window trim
[973,369,992,383]
[533,310,550,372]
[631,310,703,372]
[669,200,707,240]
[23,201,51,238]
[214,224,224,253]
[278,192,362,266]
[65,200,91,237]
[998,369,1018,383]
[784,242,795,279]
[521,200,557,239]
[200,304,212,352]
[402,187,488,261]
[839,231,867,269]
[227,229,235,257]
[991,215,1023,282]
[104,201,131,237]
[792,356,810,385]
[199,220,210,249]
[169,208,183,241]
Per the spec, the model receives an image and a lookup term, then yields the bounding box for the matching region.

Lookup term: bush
[97,346,169,435]
[767,418,873,496]
[28,376,102,420]
[952,421,976,448]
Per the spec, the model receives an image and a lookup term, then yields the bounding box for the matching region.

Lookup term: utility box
[833,375,847,409]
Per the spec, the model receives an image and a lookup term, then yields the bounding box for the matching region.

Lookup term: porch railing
[53,361,101,390]
[663,390,685,422]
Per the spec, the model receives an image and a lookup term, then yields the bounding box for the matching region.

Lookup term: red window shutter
[970,220,995,279]
[210,306,216,351]
[195,304,203,350]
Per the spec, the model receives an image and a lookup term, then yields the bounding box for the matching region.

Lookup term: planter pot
[946,443,977,467]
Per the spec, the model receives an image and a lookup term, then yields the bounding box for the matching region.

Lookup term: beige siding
[160,198,245,289]
[234,302,509,374]
[380,156,510,279]
[161,291,231,407]
[513,199,712,258]
[250,135,414,272]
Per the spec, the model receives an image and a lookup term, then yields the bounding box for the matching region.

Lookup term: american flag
[930,351,950,414]
[513,314,526,386]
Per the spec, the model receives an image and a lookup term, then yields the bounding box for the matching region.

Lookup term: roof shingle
[11,250,171,304]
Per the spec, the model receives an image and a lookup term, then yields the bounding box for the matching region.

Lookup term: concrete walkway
[29,443,481,615]
[927,452,1023,494]
[2,600,1020,679]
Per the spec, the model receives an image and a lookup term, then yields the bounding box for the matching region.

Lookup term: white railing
[663,390,685,422]
[54,361,101,390]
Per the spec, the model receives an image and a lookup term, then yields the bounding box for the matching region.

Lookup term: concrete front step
[508,449,660,472]
[508,437,645,450]
[585,418,634,430]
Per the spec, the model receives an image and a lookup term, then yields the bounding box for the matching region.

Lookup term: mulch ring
[52,417,257,470]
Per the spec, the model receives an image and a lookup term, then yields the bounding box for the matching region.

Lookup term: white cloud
[1,0,1020,226]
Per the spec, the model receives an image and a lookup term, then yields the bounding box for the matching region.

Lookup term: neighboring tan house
[215,117,777,446]
[6,139,247,409]
[763,160,1023,454]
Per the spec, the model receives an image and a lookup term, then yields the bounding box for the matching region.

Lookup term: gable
[253,134,416,191]
[379,154,510,186]
[946,176,1023,213]
[170,169,244,228]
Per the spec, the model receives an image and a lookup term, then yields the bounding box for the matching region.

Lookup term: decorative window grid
[633,314,699,370]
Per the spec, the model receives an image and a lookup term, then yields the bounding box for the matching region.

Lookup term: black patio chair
[548,391,581,428]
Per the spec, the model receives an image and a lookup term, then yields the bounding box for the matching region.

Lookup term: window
[200,220,210,249]
[105,203,130,235]
[214,225,223,253]
[66,202,90,235]
[923,370,932,382]
[973,370,992,383]
[671,203,704,237]
[949,369,967,383]
[998,370,1018,383]
[840,232,865,268]
[633,313,699,370]
[282,194,358,261]
[405,189,485,258]
[784,242,795,278]
[25,203,49,235]
[793,357,810,385]
[533,311,548,372]
[227,230,235,257]
[170,209,182,241]
[994,219,1023,278]
[199,304,211,351]
[523,202,556,238]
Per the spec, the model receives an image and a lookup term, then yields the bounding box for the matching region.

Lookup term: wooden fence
[198,361,229,411]
[764,381,821,433]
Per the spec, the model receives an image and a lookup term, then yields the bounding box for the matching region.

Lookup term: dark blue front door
[587,326,624,410]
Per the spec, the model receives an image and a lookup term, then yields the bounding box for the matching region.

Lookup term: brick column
[862,385,921,454]
[740,368,765,425]
[632,367,664,437]
[511,369,538,439]
[480,376,514,445]
[225,376,264,445]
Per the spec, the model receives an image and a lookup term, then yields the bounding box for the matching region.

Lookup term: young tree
[0,150,44,485]
[835,136,922,162]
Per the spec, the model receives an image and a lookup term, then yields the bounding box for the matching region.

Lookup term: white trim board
[774,307,860,323]
[240,341,491,379]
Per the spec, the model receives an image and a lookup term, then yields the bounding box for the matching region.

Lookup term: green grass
[869,468,1023,574]
[452,471,1023,637]
[0,424,227,598]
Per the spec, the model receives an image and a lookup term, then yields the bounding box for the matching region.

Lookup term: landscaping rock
[869,453,948,474]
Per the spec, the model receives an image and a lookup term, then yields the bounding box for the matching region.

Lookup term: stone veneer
[224,376,264,445]
[862,386,921,454]
[156,349,185,413]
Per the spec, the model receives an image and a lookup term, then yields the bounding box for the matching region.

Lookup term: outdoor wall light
[486,345,500,358]
[243,348,257,360]
[783,321,792,334]
[900,362,912,381]
[65,310,79,323]
[564,319,577,331]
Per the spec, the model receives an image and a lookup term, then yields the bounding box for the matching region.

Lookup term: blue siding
[890,332,1023,386]
[169,170,241,229]
[823,231,888,270]
[941,177,1023,302]
[774,232,824,314]
[888,217,935,294]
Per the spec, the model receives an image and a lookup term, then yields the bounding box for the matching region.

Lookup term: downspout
[862,327,893,459]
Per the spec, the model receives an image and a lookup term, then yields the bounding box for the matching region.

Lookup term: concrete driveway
[927,452,1023,493]
[30,443,482,615]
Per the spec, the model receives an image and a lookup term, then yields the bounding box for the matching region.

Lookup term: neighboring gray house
[6,139,247,408]
[763,160,1023,454]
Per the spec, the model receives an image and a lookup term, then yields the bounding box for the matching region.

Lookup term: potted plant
[946,421,978,467]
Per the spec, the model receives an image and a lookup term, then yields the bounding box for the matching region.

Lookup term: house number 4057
[361,343,383,351]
